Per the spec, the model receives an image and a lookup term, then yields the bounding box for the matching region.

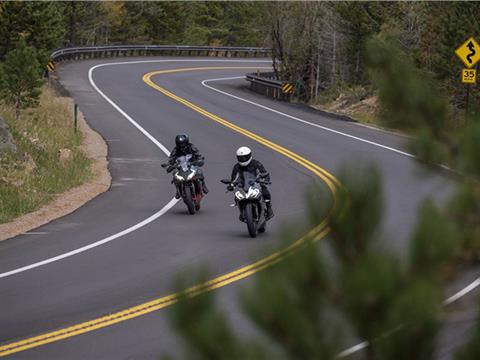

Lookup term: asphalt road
[0,57,476,359]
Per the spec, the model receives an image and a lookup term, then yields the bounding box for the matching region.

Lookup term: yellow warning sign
[281,82,294,94]
[46,60,55,72]
[455,37,480,68]
[462,68,476,84]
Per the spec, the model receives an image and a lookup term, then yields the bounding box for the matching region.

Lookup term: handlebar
[219,178,271,188]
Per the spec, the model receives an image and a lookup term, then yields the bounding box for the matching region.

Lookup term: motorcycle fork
[193,180,202,201]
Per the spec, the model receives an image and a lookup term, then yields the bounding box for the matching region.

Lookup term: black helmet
[175,134,189,149]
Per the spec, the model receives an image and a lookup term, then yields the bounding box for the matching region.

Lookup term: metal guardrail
[50,45,271,62]
[245,72,292,101]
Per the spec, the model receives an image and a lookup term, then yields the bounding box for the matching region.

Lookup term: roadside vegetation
[165,162,461,360]
[0,84,91,224]
[268,2,479,128]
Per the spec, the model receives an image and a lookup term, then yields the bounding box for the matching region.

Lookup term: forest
[1,1,478,114]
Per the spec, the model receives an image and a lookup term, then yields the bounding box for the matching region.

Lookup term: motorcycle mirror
[220,179,231,184]
[161,163,168,168]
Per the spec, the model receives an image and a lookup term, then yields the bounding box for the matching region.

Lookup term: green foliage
[377,280,441,360]
[409,200,459,281]
[0,38,43,119]
[242,236,339,360]
[335,2,389,84]
[459,121,480,177]
[114,2,186,45]
[417,3,480,110]
[328,162,383,262]
[167,161,456,360]
[64,1,110,46]
[340,252,402,346]
[168,272,271,360]
[0,63,5,90]
[0,1,65,63]
[181,2,265,46]
[407,128,448,165]
[449,183,480,262]
[455,299,480,360]
[367,33,448,136]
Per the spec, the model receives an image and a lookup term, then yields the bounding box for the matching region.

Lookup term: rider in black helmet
[230,146,274,220]
[169,134,208,198]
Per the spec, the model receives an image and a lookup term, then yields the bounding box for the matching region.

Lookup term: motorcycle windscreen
[242,171,257,190]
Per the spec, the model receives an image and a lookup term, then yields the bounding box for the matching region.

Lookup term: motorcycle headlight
[186,171,196,180]
[175,173,184,181]
[247,188,260,199]
[235,191,245,200]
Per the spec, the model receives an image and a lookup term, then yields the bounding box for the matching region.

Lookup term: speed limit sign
[462,68,477,84]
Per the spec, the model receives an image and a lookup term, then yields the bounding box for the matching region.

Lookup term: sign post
[455,37,479,119]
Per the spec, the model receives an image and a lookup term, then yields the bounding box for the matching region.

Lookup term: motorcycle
[162,155,203,215]
[221,172,270,238]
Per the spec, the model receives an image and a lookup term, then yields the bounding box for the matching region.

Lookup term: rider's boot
[202,180,209,194]
[265,201,274,220]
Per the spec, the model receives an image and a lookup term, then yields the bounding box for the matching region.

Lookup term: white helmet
[236,146,252,166]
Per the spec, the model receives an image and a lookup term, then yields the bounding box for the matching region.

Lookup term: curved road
[0,57,475,359]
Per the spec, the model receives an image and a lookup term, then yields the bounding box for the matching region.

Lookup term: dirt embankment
[311,88,379,126]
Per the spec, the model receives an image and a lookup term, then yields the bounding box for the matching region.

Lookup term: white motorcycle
[221,172,270,238]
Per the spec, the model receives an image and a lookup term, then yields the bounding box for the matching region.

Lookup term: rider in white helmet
[230,146,274,219]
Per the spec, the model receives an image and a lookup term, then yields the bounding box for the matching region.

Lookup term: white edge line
[201,75,480,357]
[0,199,178,279]
[0,59,270,279]
[444,277,480,305]
[337,342,369,358]
[201,76,416,159]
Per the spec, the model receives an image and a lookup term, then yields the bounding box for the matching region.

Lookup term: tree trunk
[315,34,320,100]
[69,0,77,46]
[15,97,20,120]
[332,30,336,83]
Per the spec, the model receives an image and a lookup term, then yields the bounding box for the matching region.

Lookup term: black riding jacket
[230,159,270,186]
[168,143,203,165]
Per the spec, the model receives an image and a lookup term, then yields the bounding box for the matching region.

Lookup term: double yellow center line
[0,67,340,357]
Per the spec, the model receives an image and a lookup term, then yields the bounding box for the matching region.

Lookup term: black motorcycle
[162,155,203,215]
[221,172,270,238]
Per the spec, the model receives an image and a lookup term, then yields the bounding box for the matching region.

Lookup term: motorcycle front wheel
[244,202,258,238]
[183,185,196,215]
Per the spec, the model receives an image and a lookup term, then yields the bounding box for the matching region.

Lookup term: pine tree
[0,2,66,63]
[166,160,455,360]
[455,299,480,360]
[0,39,43,120]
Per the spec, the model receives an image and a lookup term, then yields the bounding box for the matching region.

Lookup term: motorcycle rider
[169,134,208,198]
[229,146,274,220]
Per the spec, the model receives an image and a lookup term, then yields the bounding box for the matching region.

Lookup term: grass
[0,85,92,224]
[312,85,381,127]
